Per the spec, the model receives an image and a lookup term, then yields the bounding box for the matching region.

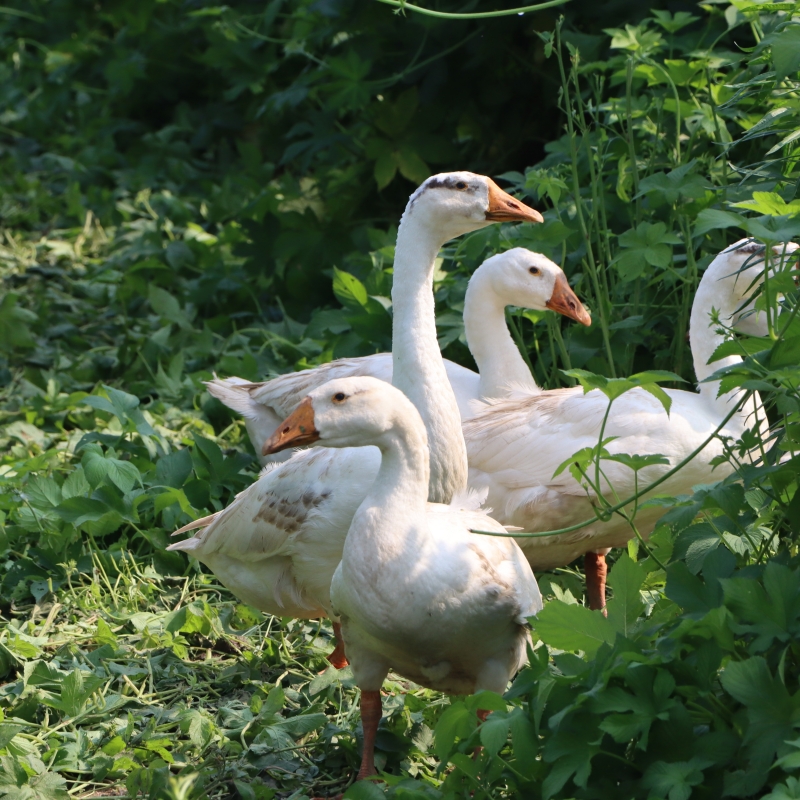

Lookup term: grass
[2,3,800,798]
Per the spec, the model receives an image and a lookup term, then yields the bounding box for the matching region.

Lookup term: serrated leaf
[642,759,707,800]
[61,467,90,500]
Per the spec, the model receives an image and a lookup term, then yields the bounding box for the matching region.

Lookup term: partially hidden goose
[464,239,798,609]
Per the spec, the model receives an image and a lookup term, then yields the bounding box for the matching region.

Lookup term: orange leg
[327,622,349,669]
[473,708,491,759]
[357,690,382,780]
[585,552,608,614]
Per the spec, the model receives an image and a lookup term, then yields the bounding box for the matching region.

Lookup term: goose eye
[455,181,467,190]
[333,392,346,403]
[529,267,540,275]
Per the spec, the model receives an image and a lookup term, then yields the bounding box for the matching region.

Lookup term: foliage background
[1,0,800,798]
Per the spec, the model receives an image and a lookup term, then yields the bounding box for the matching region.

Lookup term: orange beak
[262,397,320,456]
[485,179,544,224]
[546,274,592,326]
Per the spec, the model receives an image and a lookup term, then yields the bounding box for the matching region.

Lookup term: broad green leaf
[665,562,722,614]
[54,497,119,527]
[771,25,800,80]
[434,701,473,760]
[771,336,800,369]
[531,599,615,654]
[333,267,369,310]
[693,208,744,236]
[479,715,509,756]
[721,655,800,780]
[61,467,90,500]
[374,151,397,190]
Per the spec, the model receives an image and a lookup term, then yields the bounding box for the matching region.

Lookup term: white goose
[465,239,798,609]
[207,247,590,463]
[168,173,543,665]
[260,376,542,782]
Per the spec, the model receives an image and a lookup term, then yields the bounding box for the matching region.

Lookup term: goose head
[262,377,417,455]
[478,248,591,326]
[406,172,543,241]
[714,238,799,335]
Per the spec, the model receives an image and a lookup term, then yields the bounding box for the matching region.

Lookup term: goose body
[464,239,797,605]
[208,248,589,462]
[261,376,542,779]
[168,173,544,630]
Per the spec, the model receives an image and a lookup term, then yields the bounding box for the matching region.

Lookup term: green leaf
[722,562,800,651]
[54,497,119,527]
[771,335,800,369]
[61,467,91,500]
[479,715,509,756]
[604,452,670,472]
[665,562,722,614]
[613,222,681,281]
[101,735,126,756]
[188,711,215,749]
[721,656,800,780]
[434,701,473,760]
[637,161,709,205]
[693,208,744,236]
[508,707,538,771]
[673,522,721,574]
[532,600,615,654]
[606,554,645,635]
[732,191,800,217]
[81,448,141,493]
[374,151,397,190]
[333,267,369,310]
[343,782,386,800]
[771,25,800,81]
[642,759,708,800]
[0,293,37,350]
[95,618,118,648]
[154,448,193,489]
[60,668,102,717]
[0,756,69,799]
[762,777,800,800]
[396,147,430,185]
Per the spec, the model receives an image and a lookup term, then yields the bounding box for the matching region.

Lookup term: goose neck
[348,419,431,549]
[690,256,752,418]
[464,266,538,398]
[390,208,468,503]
